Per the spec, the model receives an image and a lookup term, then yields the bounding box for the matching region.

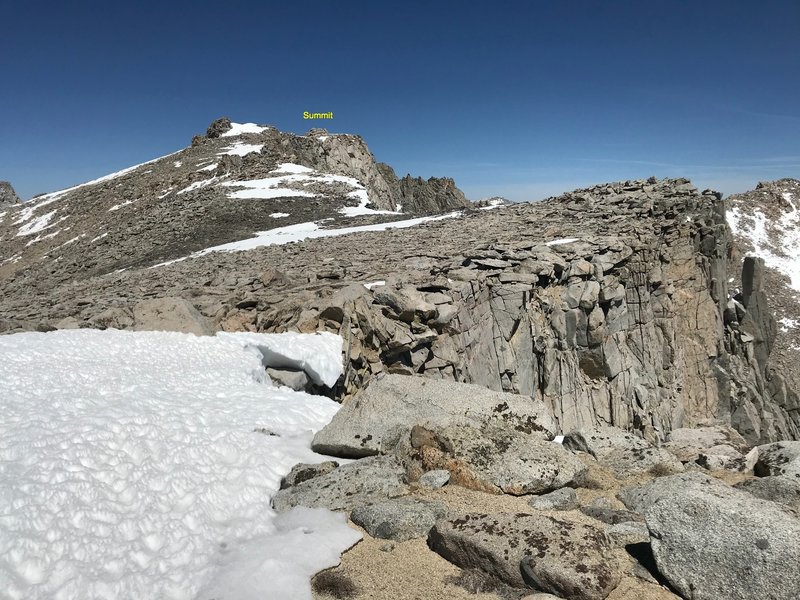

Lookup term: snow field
[0,329,359,600]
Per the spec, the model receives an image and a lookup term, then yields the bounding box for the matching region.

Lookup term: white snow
[546,238,579,246]
[478,198,507,211]
[177,176,224,195]
[174,161,183,168]
[90,232,108,243]
[0,329,359,600]
[197,163,219,172]
[363,280,386,290]
[24,229,62,247]
[154,211,463,267]
[223,177,315,200]
[317,136,329,142]
[553,435,565,444]
[216,331,343,387]
[0,211,7,220]
[272,163,315,174]
[221,123,268,137]
[270,212,290,218]
[219,143,264,157]
[16,209,57,236]
[779,317,799,332]
[158,188,174,199]
[728,190,800,291]
[108,199,135,212]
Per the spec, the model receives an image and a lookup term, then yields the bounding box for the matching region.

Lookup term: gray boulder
[279,461,338,489]
[563,426,683,478]
[528,487,578,511]
[735,476,800,515]
[132,297,214,336]
[428,512,620,599]
[605,521,650,546]
[266,367,309,392]
[401,423,586,495]
[754,441,800,477]
[418,469,450,488]
[664,425,750,465]
[271,455,408,513]
[312,374,557,458]
[621,472,800,600]
[350,497,447,541]
[579,505,644,525]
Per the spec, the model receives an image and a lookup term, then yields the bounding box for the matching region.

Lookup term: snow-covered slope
[0,329,359,600]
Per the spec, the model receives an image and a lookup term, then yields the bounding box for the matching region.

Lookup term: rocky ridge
[0,181,20,206]
[1,174,797,444]
[0,117,468,285]
[726,178,800,416]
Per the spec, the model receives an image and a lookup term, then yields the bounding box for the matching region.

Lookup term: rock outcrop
[0,123,800,446]
[0,181,20,206]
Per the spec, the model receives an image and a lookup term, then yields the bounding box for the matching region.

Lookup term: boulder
[735,476,800,515]
[418,469,450,488]
[528,487,578,511]
[605,521,649,546]
[271,455,408,513]
[579,505,644,526]
[401,423,586,495]
[312,374,557,458]
[664,425,750,464]
[132,297,214,336]
[754,441,800,477]
[428,512,621,599]
[350,497,448,541]
[563,426,683,478]
[279,461,338,489]
[620,472,800,600]
[266,367,309,392]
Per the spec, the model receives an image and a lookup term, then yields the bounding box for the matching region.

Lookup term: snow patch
[198,163,219,172]
[16,210,57,236]
[174,160,182,168]
[779,317,799,332]
[270,212,290,218]
[0,329,357,600]
[90,232,108,243]
[363,280,386,290]
[272,163,315,174]
[219,143,264,157]
[108,199,135,212]
[178,176,224,195]
[546,238,579,246]
[153,212,463,267]
[221,122,268,137]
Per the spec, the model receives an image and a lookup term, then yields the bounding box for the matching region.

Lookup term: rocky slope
[0,117,468,283]
[726,178,800,415]
[1,167,796,444]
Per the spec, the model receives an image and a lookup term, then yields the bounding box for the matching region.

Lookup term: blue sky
[1,1,798,201]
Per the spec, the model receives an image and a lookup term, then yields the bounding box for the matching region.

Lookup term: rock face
[1,147,797,445]
[754,440,800,477]
[621,472,800,600]
[311,374,557,457]
[428,512,621,599]
[726,178,800,442]
[0,181,20,206]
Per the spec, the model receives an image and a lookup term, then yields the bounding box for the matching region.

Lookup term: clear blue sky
[2,1,798,201]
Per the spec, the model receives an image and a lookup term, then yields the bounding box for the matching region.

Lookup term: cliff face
[2,174,794,443]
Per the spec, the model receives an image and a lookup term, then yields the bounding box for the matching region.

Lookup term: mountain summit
[0,118,468,281]
[0,181,20,207]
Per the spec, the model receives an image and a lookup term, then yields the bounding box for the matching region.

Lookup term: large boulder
[428,512,621,599]
[350,497,447,541]
[620,472,800,600]
[563,426,683,478]
[132,297,214,336]
[735,476,800,516]
[271,455,408,513]
[754,441,800,478]
[312,374,557,458]
[400,423,586,495]
[664,425,751,470]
